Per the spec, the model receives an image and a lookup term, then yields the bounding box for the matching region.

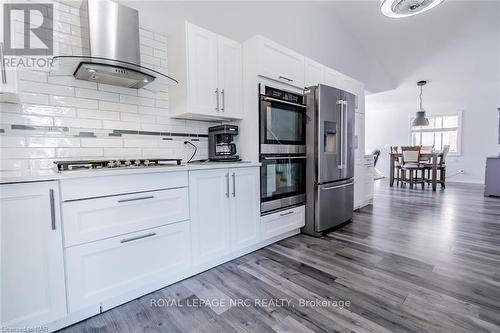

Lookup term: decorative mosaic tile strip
[11,124,69,132]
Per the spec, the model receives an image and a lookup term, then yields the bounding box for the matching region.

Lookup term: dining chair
[391,146,402,186]
[401,146,425,189]
[423,145,449,188]
[420,145,433,180]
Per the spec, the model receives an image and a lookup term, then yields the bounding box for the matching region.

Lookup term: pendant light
[412,80,430,127]
[381,0,445,18]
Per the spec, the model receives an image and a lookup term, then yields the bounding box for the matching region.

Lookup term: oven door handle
[262,156,307,160]
[262,97,306,108]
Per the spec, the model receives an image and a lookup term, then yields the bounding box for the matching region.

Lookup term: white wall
[365,2,500,184]
[121,0,394,93]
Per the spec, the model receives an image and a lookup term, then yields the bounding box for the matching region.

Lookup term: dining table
[389,152,444,191]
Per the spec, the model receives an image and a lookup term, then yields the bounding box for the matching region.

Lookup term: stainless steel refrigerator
[303,84,355,237]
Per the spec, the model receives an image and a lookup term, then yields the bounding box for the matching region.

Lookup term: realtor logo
[3,3,53,55]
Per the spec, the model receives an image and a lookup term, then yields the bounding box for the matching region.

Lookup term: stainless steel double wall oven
[259,84,307,214]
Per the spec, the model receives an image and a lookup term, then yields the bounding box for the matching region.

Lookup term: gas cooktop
[55,158,182,172]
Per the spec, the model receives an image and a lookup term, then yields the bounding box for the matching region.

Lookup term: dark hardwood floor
[60,180,500,333]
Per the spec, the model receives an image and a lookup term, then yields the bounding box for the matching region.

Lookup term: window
[410,113,461,155]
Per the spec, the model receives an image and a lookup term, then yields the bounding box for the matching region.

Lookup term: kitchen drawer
[60,171,188,201]
[65,221,191,312]
[62,187,189,247]
[261,205,305,240]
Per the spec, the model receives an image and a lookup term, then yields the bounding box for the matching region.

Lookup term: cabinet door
[186,23,218,117]
[189,169,231,266]
[258,37,305,88]
[305,58,324,87]
[229,167,260,251]
[0,182,66,328]
[217,35,243,119]
[355,112,365,162]
[65,222,191,312]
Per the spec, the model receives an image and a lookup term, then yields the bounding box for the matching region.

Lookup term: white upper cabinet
[169,22,243,121]
[186,23,219,118]
[0,182,67,329]
[218,36,243,119]
[304,58,324,87]
[0,2,19,102]
[246,36,305,88]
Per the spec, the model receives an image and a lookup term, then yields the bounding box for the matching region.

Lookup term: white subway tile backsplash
[54,117,102,129]
[51,95,99,109]
[19,92,49,105]
[17,70,48,83]
[102,120,140,131]
[0,19,214,174]
[20,80,75,97]
[76,88,119,102]
[48,76,98,89]
[98,83,138,96]
[120,112,155,123]
[99,101,138,113]
[77,108,120,120]
[2,148,55,159]
[123,139,160,148]
[81,138,123,148]
[0,113,53,126]
[0,159,29,171]
[120,94,155,107]
[141,148,175,158]
[27,137,81,148]
[155,99,169,109]
[103,148,142,158]
[0,136,26,148]
[56,148,103,158]
[154,33,167,44]
[22,104,77,117]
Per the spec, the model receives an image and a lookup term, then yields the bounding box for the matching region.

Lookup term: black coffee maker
[208,125,241,161]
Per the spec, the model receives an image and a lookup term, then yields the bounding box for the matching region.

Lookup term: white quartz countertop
[0,161,261,184]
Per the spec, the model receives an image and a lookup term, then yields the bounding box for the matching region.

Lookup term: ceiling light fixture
[412,80,430,127]
[381,0,445,18]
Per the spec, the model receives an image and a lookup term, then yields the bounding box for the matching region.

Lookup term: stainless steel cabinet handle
[49,189,56,230]
[262,156,307,160]
[226,173,230,197]
[262,97,306,108]
[120,232,156,243]
[118,195,154,203]
[215,88,220,111]
[280,211,294,217]
[232,172,236,197]
[278,75,293,82]
[221,89,225,112]
[321,182,354,190]
[0,42,6,84]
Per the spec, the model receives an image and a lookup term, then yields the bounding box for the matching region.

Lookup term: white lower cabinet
[62,187,189,246]
[189,167,260,267]
[229,167,260,251]
[65,221,190,312]
[261,205,305,240]
[0,182,67,329]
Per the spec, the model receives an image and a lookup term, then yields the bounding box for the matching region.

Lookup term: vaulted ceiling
[327,0,500,89]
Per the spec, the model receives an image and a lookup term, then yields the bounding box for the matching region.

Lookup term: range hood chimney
[49,0,177,92]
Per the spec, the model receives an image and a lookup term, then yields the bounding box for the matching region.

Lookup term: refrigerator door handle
[343,100,348,169]
[321,182,354,191]
[336,100,344,170]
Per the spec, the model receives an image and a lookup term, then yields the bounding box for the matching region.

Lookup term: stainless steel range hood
[49,0,177,92]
